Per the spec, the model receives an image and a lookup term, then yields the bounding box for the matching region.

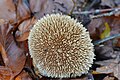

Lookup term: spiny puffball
[28,14,95,78]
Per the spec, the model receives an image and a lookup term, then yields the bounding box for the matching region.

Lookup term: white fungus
[28,14,95,78]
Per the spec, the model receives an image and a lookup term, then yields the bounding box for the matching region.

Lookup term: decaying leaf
[53,0,74,14]
[103,76,116,80]
[95,58,120,80]
[0,66,11,80]
[100,0,115,8]
[95,45,116,60]
[30,0,54,18]
[0,22,26,79]
[0,0,16,23]
[15,0,30,20]
[15,70,32,80]
[30,0,74,18]
[87,16,120,45]
[0,0,120,80]
[0,42,8,65]
[87,18,104,40]
[16,17,36,42]
[16,31,30,42]
[116,38,120,47]
[100,22,111,39]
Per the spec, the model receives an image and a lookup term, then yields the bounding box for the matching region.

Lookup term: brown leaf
[16,31,30,42]
[103,76,116,80]
[7,41,26,76]
[0,66,11,80]
[30,0,54,18]
[53,0,74,14]
[115,1,120,6]
[30,0,74,18]
[88,16,120,42]
[0,0,32,24]
[116,38,120,47]
[95,45,116,60]
[15,70,32,80]
[87,18,104,40]
[0,19,5,25]
[0,0,16,23]
[95,58,120,80]
[16,17,36,42]
[0,43,8,65]
[0,22,26,79]
[16,0,30,20]
[100,0,115,8]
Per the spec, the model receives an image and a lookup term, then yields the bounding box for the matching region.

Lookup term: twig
[68,0,76,15]
[93,34,120,45]
[90,10,117,19]
[73,7,120,15]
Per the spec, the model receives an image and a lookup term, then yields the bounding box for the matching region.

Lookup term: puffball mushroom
[28,14,95,78]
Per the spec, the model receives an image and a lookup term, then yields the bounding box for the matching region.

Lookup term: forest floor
[0,0,120,80]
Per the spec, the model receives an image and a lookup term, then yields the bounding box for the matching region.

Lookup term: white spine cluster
[28,14,95,78]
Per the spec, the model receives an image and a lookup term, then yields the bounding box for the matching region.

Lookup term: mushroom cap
[28,14,95,78]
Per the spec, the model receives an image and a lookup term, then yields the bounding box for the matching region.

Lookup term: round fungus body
[28,14,95,78]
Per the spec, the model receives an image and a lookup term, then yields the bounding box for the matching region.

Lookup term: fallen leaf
[0,66,11,80]
[0,22,26,79]
[16,17,36,42]
[30,0,54,18]
[100,0,115,8]
[116,38,120,47]
[0,19,5,25]
[30,0,74,19]
[15,70,32,80]
[16,31,30,42]
[16,0,30,20]
[87,18,104,40]
[0,0,16,23]
[115,0,120,6]
[95,45,116,60]
[0,0,32,24]
[95,58,120,80]
[53,0,74,14]
[0,42,8,65]
[103,76,116,80]
[87,16,120,42]
[100,22,111,39]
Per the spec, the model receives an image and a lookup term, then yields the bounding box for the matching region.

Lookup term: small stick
[69,0,76,15]
[93,34,120,45]
[73,7,120,15]
[90,10,117,19]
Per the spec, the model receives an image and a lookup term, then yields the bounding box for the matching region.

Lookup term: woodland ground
[0,0,120,80]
